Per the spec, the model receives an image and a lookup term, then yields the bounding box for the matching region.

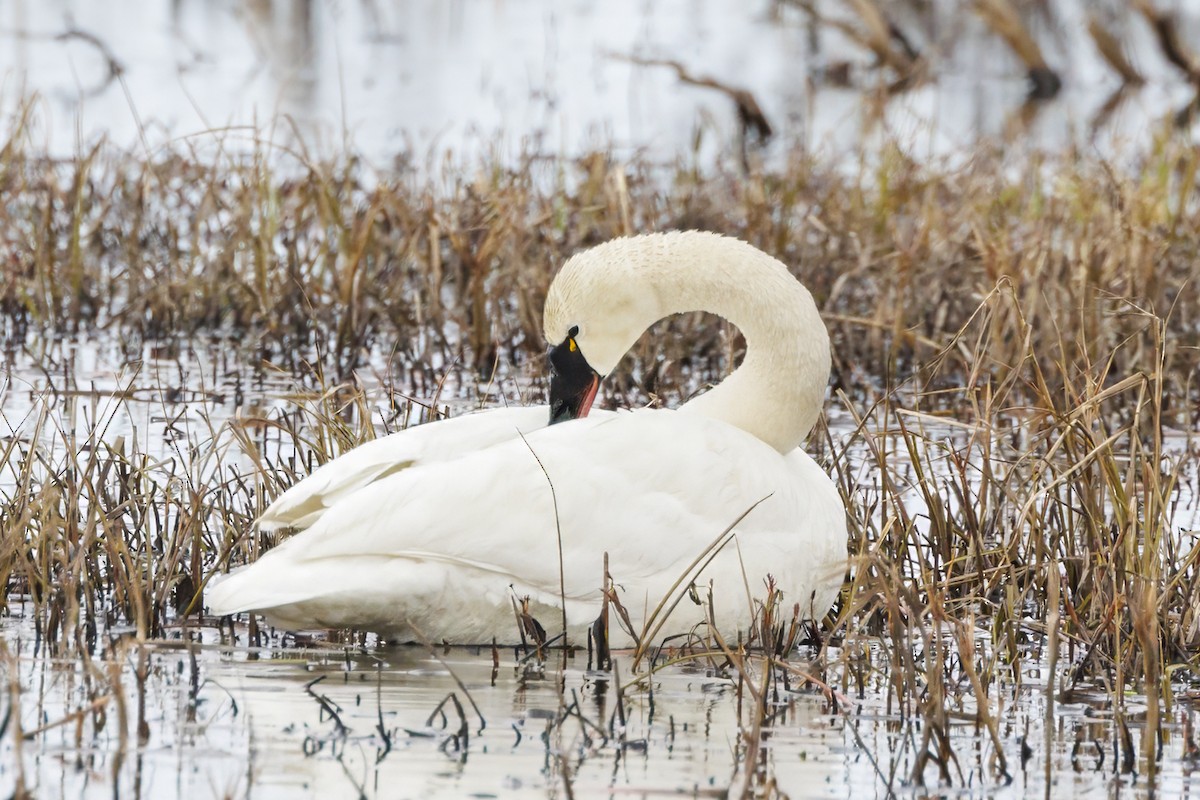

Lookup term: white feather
[254,406,554,531]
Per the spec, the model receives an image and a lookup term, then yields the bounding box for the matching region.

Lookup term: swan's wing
[255,405,554,531]
[782,447,849,612]
[211,410,847,641]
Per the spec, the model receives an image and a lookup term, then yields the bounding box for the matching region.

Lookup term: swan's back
[211,411,845,644]
[254,406,554,531]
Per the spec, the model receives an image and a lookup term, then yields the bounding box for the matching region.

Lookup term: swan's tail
[205,560,323,617]
[204,555,554,641]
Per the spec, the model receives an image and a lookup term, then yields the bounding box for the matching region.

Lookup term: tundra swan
[207,231,847,645]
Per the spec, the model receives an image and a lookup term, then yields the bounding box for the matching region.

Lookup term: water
[4,612,1200,799]
[3,335,1198,798]
[3,0,1199,168]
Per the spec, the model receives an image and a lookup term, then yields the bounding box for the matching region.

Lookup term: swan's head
[543,237,665,424]
[546,325,600,424]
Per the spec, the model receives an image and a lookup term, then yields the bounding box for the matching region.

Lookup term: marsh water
[4,0,1200,167]
[2,335,1199,798]
[5,615,1200,800]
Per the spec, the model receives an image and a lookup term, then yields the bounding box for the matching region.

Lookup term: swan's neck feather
[544,231,830,453]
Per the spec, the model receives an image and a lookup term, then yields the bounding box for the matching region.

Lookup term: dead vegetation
[1,93,1199,794]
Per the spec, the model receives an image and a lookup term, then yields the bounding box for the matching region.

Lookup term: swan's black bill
[549,337,601,424]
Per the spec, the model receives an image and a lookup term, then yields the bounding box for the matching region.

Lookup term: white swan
[207,231,847,646]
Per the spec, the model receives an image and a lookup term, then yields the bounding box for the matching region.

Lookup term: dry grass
[3,105,1197,417]
[2,101,1199,794]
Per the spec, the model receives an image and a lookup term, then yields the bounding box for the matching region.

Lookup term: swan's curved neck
[651,236,829,453]
[548,232,830,453]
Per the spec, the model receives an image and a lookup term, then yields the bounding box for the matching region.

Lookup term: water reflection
[4,617,1200,798]
[2,0,1199,166]
[2,331,1198,798]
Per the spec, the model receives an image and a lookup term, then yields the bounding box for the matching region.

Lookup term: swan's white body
[208,231,848,645]
[252,406,556,533]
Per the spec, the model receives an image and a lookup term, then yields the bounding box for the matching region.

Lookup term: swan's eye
[568,325,579,337]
